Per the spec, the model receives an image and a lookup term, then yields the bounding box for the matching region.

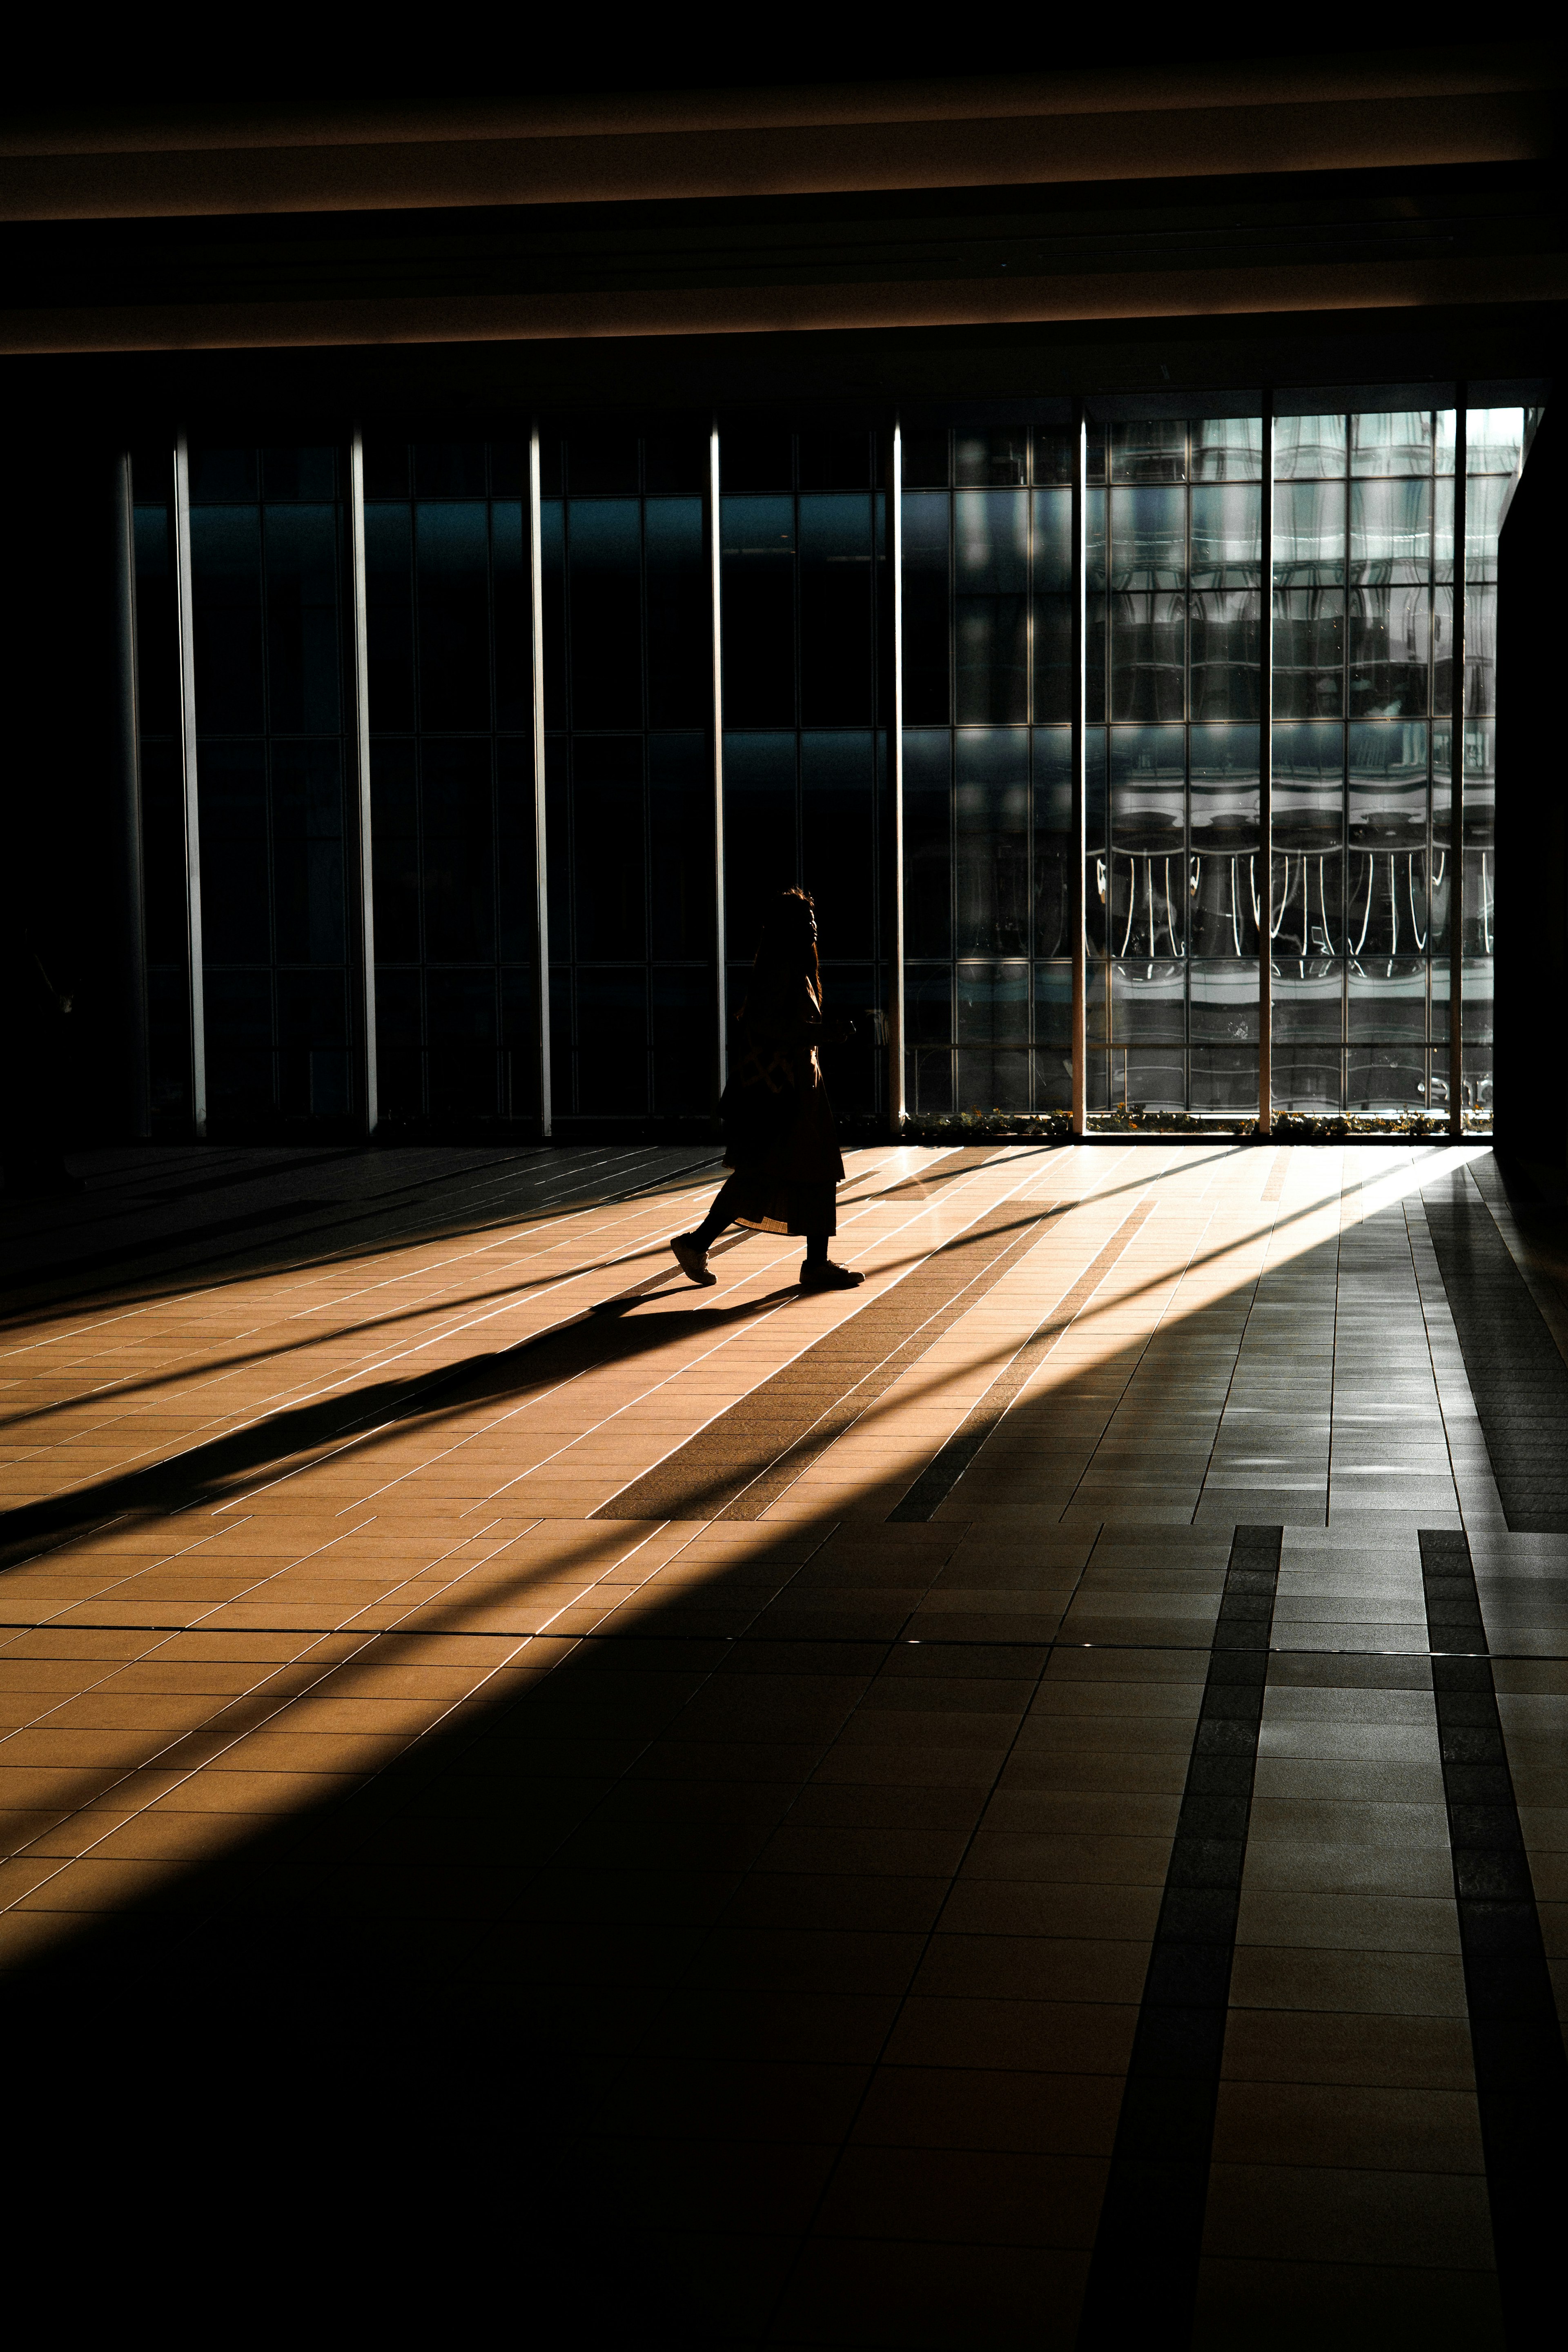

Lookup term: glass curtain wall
[127,398,1526,1141]
[1085,416,1264,1125]
[1270,406,1520,1128]
[187,445,357,1128]
[363,441,534,1124]
[539,423,716,1121]
[900,420,1076,1116]
[720,425,887,1118]
[1457,410,1523,1128]
[129,446,191,1131]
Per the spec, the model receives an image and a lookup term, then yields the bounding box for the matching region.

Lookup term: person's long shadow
[0,1285,801,1571]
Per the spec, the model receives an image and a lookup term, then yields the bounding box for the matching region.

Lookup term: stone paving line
[1,1138,1566,2348]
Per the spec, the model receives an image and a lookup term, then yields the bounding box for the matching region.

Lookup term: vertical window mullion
[1450,392,1468,1135]
[1259,402,1274,1134]
[528,423,552,1135]
[348,430,378,1134]
[172,430,207,1138]
[1070,406,1087,1138]
[887,417,906,1137]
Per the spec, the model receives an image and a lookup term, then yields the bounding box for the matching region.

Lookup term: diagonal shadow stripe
[887,1193,1158,1521]
[592,1187,1064,1525]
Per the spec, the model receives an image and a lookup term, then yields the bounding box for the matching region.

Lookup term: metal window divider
[1450,394,1467,1137]
[709,416,727,1109]
[348,430,379,1135]
[886,415,906,1139]
[172,430,207,1139]
[1259,402,1274,1134]
[529,422,553,1136]
[1070,403,1088,1137]
[111,450,151,1138]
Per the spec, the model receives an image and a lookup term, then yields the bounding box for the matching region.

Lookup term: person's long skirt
[716,1076,844,1237]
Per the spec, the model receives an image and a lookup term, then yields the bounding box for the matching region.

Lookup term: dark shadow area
[1422,1168,1568,1531]
[1,1141,725,1310]
[9,1143,1536,2343]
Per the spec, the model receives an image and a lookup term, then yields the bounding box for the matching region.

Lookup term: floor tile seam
[0,1149,736,1347]
[4,1627,1567,1670]
[0,1617,399,1901]
[94,1238,843,1541]
[589,1169,1068,1524]
[0,1151,747,1371]
[1110,1191,1273,1530]
[744,1606,1073,2339]
[876,1198,1169,1525]
[0,1184,760,1443]
[0,1520,508,1718]
[0,1186,785,1548]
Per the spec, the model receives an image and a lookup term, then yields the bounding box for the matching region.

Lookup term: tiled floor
[2,1137,1565,2344]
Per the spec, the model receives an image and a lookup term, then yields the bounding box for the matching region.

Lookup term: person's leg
[672,1174,748,1283]
[799,1219,861,1289]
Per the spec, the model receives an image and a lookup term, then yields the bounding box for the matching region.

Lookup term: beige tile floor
[2,1137,1564,2345]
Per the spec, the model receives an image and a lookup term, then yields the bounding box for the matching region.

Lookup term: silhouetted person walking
[672,886,864,1292]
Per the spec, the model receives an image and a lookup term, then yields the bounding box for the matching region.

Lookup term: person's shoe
[670,1233,717,1286]
[799,1259,864,1291]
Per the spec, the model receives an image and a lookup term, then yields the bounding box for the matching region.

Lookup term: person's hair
[753,886,820,993]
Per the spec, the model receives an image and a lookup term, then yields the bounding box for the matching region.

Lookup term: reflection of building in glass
[126,405,1530,1139]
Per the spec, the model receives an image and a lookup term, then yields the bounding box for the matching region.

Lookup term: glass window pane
[1110,421,1187,483]
[1192,418,1262,481]
[1274,958,1343,1039]
[645,499,707,726]
[1191,485,1260,583]
[1112,961,1185,1040]
[1466,407,1525,476]
[721,496,795,728]
[1274,416,1346,480]
[1191,591,1260,719]
[955,728,1029,954]
[264,506,340,734]
[1033,962,1072,1045]
[191,506,263,734]
[723,731,796,957]
[802,733,875,958]
[800,493,873,725]
[1350,480,1432,581]
[1348,955,1427,1037]
[414,445,487,498]
[902,492,951,727]
[954,428,1030,487]
[416,503,492,731]
[1273,853,1345,956]
[1348,587,1430,717]
[1350,412,1433,475]
[1110,725,1184,848]
[904,728,952,958]
[1273,590,1344,719]
[1274,482,1345,584]
[955,492,1028,723]
[423,741,496,961]
[1110,486,1185,586]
